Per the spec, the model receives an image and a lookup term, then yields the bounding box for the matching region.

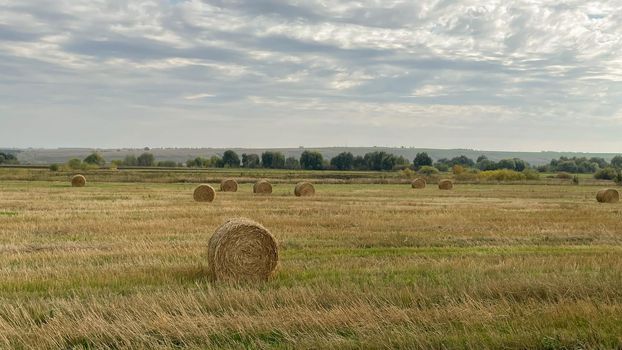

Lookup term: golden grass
[0,180,621,348]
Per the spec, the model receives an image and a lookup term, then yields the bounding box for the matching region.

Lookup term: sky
[1,0,621,152]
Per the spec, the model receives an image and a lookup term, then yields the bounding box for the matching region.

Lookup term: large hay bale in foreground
[438,179,453,190]
[596,189,619,203]
[71,174,86,187]
[411,178,426,189]
[208,218,279,282]
[253,180,272,194]
[220,178,238,192]
[294,182,315,197]
[193,184,215,202]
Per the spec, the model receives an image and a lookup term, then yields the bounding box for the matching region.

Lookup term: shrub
[83,152,105,166]
[67,158,82,170]
[594,167,618,180]
[452,164,465,175]
[49,164,60,172]
[418,166,439,176]
[522,168,540,180]
[478,169,526,181]
[455,169,479,181]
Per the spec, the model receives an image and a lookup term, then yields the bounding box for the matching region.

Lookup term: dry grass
[1,179,622,348]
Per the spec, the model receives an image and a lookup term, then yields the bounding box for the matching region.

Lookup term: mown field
[1,173,621,349]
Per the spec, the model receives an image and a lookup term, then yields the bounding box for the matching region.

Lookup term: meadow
[0,170,621,349]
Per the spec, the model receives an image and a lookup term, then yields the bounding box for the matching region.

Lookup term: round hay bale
[71,174,86,187]
[193,184,215,202]
[208,218,278,282]
[220,178,238,192]
[253,180,272,194]
[411,178,426,189]
[438,179,453,190]
[294,182,315,197]
[596,188,619,203]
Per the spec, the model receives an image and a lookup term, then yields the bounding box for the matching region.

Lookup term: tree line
[52,150,622,180]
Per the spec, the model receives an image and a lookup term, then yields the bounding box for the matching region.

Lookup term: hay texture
[71,175,86,187]
[193,184,215,202]
[220,178,238,192]
[294,182,315,197]
[208,218,279,282]
[438,179,453,190]
[596,189,619,203]
[411,178,426,189]
[253,180,272,194]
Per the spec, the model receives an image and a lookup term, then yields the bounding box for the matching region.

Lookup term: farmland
[0,169,621,349]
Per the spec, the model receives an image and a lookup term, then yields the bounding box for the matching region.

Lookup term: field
[1,171,621,349]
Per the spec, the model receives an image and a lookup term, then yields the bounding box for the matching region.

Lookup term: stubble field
[0,176,621,349]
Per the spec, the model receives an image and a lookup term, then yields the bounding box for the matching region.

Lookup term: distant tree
[611,155,622,169]
[513,158,527,172]
[595,167,618,180]
[137,153,155,167]
[285,157,300,170]
[300,151,324,170]
[83,152,105,166]
[413,152,433,170]
[364,151,397,171]
[449,155,475,167]
[476,155,488,163]
[222,150,240,168]
[186,157,208,168]
[433,158,450,172]
[242,153,261,168]
[122,155,138,166]
[49,164,60,171]
[590,157,608,169]
[331,152,354,170]
[261,151,285,169]
[0,152,19,165]
[477,159,497,171]
[353,155,367,170]
[497,159,516,171]
[556,160,578,173]
[210,155,224,168]
[67,158,82,170]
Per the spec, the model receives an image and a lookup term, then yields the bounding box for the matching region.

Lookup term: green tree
[330,152,354,170]
[210,156,224,168]
[242,154,261,168]
[0,152,19,165]
[285,157,300,169]
[261,151,285,169]
[122,155,137,166]
[611,155,622,169]
[67,158,82,170]
[222,150,240,168]
[83,152,105,166]
[364,151,397,171]
[413,152,432,170]
[300,151,324,170]
[137,153,155,167]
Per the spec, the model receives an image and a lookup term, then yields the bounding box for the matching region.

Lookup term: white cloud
[0,0,621,151]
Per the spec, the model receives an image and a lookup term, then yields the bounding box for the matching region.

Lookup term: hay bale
[71,174,86,187]
[208,218,278,282]
[253,180,272,194]
[438,179,453,190]
[596,189,619,203]
[411,178,426,189]
[294,182,315,197]
[193,184,215,202]
[220,178,238,192]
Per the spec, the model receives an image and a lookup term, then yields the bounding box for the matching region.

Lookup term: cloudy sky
[1,0,621,151]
